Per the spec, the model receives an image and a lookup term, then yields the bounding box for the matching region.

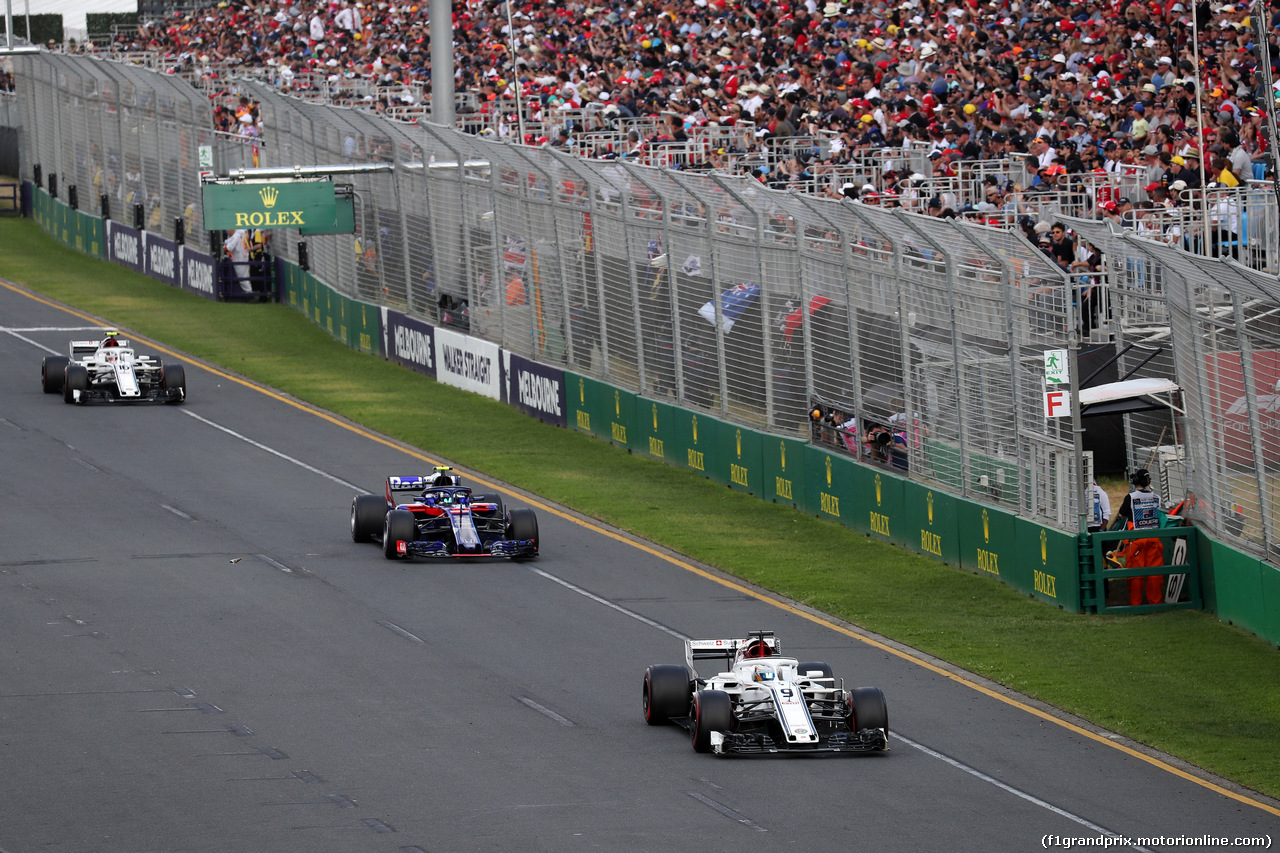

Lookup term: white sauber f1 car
[643,631,889,755]
[41,330,186,405]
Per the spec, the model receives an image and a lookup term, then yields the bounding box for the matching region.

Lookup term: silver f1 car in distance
[350,469,539,560]
[41,330,186,405]
[643,631,889,755]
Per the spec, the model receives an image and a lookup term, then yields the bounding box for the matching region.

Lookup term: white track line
[893,732,1152,852]
[181,410,362,493]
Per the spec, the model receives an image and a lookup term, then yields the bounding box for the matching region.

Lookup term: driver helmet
[753,667,775,683]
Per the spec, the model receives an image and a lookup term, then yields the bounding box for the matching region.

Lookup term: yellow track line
[10,278,1279,818]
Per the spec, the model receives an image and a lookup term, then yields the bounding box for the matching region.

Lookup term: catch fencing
[9,51,1280,559]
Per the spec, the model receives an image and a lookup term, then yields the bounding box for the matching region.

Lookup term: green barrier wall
[565,373,599,438]
[673,409,721,481]
[598,385,637,450]
[902,480,961,566]
[804,445,857,526]
[337,293,380,353]
[957,502,1019,586]
[78,211,103,257]
[720,422,763,497]
[1203,537,1280,644]
[632,397,678,464]
[276,260,379,354]
[29,191,104,257]
[845,461,905,545]
[1015,519,1081,611]
[761,435,808,513]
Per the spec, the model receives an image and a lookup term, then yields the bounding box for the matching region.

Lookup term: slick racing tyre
[382,509,417,559]
[63,363,89,404]
[162,363,186,403]
[506,507,539,560]
[795,662,834,681]
[848,686,889,742]
[351,494,388,543]
[643,664,691,726]
[690,690,732,753]
[42,356,69,394]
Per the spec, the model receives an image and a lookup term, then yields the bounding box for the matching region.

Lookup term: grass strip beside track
[3,216,1279,801]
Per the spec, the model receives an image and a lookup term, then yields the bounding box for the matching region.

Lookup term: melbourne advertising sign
[382,308,437,379]
[142,233,180,288]
[106,221,144,273]
[502,351,567,427]
[202,181,336,230]
[180,247,217,301]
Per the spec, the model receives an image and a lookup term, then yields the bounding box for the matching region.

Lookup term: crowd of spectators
[85,0,1280,205]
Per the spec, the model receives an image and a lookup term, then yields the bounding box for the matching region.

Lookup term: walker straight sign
[202,181,337,230]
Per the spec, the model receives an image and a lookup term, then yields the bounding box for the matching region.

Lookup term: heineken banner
[202,181,336,230]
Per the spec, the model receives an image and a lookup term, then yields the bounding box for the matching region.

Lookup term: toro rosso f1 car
[643,630,889,755]
[350,469,539,560]
[42,330,186,405]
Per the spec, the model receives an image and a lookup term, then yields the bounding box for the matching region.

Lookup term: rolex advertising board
[202,181,337,231]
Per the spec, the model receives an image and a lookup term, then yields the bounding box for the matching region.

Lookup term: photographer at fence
[810,406,858,454]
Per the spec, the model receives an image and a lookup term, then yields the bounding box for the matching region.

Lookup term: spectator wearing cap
[1167,179,1189,205]
[1130,102,1150,141]
[1101,140,1125,174]
[1174,155,1203,190]
[1142,146,1166,184]
[1032,164,1066,194]
[1030,136,1058,170]
[1105,196,1134,229]
[1066,120,1092,150]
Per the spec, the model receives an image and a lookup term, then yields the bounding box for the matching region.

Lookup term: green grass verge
[5,216,1280,800]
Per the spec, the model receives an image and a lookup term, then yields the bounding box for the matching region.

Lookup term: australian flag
[698,282,760,333]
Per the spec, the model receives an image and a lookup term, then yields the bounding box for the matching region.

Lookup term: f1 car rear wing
[685,631,780,674]
[70,340,102,356]
[385,468,460,503]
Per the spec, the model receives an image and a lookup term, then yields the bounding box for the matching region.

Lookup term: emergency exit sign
[1043,349,1068,384]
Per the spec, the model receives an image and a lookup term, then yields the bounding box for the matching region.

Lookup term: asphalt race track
[3,279,1279,853]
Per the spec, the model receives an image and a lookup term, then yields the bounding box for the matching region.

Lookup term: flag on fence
[781,294,832,343]
[698,282,760,333]
[503,236,527,269]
